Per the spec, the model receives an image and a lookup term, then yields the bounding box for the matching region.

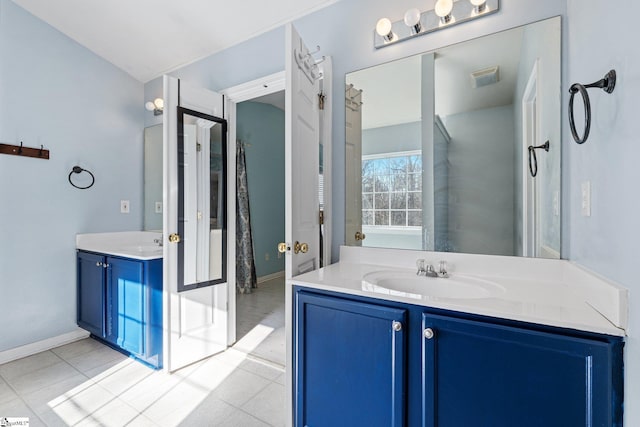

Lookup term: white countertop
[76,231,163,260]
[290,246,628,337]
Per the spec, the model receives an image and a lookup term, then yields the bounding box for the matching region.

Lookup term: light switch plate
[155,202,163,213]
[120,200,130,214]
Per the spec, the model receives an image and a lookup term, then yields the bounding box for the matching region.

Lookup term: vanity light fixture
[404,8,422,34]
[376,18,394,42]
[435,0,454,24]
[145,98,164,116]
[374,0,499,49]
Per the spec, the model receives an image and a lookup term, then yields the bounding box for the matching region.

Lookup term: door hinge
[318,91,325,110]
[319,210,324,225]
[197,142,202,152]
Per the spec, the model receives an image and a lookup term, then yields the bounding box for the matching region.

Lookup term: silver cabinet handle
[96,261,103,267]
[392,321,402,332]
[424,328,435,339]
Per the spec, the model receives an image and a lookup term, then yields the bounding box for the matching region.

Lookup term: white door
[345,85,363,246]
[163,76,228,372]
[284,24,321,278]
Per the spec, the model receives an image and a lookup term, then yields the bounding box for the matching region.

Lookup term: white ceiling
[346,26,524,130]
[12,0,340,83]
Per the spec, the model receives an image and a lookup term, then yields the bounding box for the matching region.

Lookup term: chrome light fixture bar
[374,0,499,49]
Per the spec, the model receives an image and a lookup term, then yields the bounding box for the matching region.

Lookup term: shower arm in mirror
[568,69,616,144]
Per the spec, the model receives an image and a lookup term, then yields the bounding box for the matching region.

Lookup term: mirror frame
[177,106,228,292]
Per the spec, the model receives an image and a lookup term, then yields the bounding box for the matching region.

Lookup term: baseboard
[257,270,285,284]
[0,328,90,365]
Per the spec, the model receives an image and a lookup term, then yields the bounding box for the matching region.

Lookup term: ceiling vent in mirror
[471,66,500,88]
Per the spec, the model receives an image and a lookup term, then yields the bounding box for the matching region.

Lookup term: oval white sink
[362,270,504,300]
[123,244,162,253]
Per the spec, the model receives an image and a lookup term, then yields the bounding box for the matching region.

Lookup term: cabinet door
[107,257,145,357]
[422,313,619,427]
[295,291,406,427]
[77,251,106,337]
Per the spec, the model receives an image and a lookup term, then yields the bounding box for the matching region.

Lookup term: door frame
[521,60,540,257]
[221,69,332,345]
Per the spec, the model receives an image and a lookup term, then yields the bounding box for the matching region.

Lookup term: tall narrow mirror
[177,107,227,291]
[346,17,561,258]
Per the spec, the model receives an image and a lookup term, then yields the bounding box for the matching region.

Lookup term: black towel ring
[528,141,550,178]
[68,165,95,189]
[568,69,616,144]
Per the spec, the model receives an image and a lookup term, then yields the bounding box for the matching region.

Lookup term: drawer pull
[424,328,435,339]
[392,321,402,332]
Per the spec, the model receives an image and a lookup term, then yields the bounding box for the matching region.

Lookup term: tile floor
[0,277,286,426]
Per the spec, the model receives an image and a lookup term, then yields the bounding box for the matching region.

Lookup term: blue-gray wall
[236,102,285,278]
[0,0,144,351]
[566,1,640,423]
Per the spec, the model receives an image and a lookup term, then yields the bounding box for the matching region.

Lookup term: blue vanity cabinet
[293,287,624,427]
[77,250,163,368]
[422,313,624,427]
[294,291,407,427]
[77,251,107,337]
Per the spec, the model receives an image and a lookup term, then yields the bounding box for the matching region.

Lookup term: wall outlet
[155,201,163,213]
[120,200,130,214]
[265,252,270,261]
[581,181,591,217]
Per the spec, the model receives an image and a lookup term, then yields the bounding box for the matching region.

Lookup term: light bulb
[434,0,453,23]
[145,101,155,112]
[470,0,487,13]
[404,8,422,34]
[153,98,164,110]
[376,18,394,42]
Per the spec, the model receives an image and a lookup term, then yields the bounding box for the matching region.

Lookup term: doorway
[233,90,287,367]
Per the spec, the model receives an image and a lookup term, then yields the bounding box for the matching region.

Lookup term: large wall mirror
[143,124,163,231]
[346,17,561,258]
[177,107,228,291]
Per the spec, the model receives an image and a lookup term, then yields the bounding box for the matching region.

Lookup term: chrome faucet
[416,259,438,277]
[154,235,163,247]
[416,259,449,278]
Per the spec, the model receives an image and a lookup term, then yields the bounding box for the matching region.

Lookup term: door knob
[392,321,402,332]
[169,233,181,243]
[278,242,290,253]
[294,241,309,254]
[355,231,366,241]
[424,328,435,339]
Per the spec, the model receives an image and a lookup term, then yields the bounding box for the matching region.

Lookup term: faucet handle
[416,259,425,275]
[437,260,449,278]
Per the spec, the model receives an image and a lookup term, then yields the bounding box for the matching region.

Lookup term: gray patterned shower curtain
[236,142,257,293]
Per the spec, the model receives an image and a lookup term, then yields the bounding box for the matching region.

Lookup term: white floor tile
[6,362,82,396]
[210,368,271,407]
[0,379,19,406]
[65,344,129,375]
[74,397,139,427]
[47,382,117,426]
[127,414,160,426]
[93,358,154,396]
[0,398,46,426]
[241,382,286,427]
[175,395,237,426]
[0,351,62,382]
[21,373,93,415]
[51,338,105,361]
[141,380,212,427]
[215,408,270,427]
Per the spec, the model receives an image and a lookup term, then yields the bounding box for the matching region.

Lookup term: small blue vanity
[292,247,627,427]
[76,232,163,369]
